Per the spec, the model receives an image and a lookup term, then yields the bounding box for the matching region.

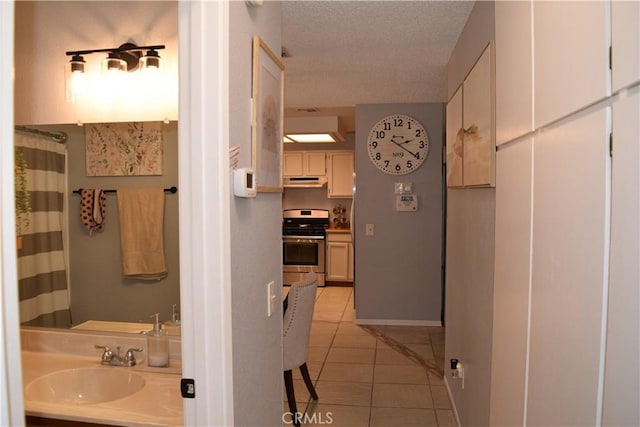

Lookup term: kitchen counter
[326,227,351,234]
[21,328,182,427]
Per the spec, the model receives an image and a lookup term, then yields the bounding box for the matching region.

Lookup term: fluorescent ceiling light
[283,135,295,143]
[284,116,345,143]
[286,133,338,143]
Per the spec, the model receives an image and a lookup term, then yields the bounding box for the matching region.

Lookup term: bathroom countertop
[22,351,182,427]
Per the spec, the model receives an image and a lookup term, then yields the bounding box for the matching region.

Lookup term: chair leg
[300,363,318,400]
[284,370,300,426]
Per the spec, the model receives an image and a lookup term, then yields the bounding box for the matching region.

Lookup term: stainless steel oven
[282,209,329,287]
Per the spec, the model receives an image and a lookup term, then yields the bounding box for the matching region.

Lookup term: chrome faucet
[95,344,143,366]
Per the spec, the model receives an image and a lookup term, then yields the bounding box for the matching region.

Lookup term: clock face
[367,115,429,175]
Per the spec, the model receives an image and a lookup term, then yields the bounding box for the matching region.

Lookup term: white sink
[25,367,145,404]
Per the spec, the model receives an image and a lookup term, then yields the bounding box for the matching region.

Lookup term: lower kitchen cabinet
[326,233,353,282]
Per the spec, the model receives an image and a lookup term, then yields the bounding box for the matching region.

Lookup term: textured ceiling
[282,0,475,112]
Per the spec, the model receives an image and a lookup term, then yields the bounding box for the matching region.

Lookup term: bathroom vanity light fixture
[65,42,165,102]
[66,42,165,72]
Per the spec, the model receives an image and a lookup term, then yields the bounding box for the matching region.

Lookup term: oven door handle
[282,235,326,241]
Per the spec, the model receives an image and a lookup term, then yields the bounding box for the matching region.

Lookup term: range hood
[283,176,328,188]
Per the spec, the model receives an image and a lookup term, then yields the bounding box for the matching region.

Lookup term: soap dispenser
[147,313,169,367]
[163,304,182,337]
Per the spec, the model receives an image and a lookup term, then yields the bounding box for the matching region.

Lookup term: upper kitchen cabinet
[14,2,178,125]
[447,43,495,188]
[495,0,533,146]
[327,151,354,198]
[533,1,608,128]
[283,151,326,177]
[612,1,640,92]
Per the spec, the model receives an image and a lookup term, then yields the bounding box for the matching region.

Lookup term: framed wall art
[252,35,285,192]
[85,122,163,176]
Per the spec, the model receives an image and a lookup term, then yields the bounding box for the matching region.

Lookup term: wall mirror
[14,1,180,334]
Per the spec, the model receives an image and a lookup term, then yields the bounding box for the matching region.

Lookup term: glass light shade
[285,133,337,143]
[102,54,126,72]
[141,50,161,69]
[65,59,88,102]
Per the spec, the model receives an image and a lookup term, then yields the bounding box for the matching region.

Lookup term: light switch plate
[267,281,276,317]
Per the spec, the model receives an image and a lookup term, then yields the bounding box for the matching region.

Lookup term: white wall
[491,1,639,425]
[443,2,495,425]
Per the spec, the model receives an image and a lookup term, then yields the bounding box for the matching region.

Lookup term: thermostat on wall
[234,168,256,198]
[396,194,418,211]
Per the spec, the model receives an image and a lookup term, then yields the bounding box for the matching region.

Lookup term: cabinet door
[462,43,495,187]
[327,151,354,198]
[326,242,351,281]
[283,152,303,176]
[304,152,326,176]
[446,86,463,187]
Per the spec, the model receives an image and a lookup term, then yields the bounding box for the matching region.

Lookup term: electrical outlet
[366,223,375,236]
[267,281,276,317]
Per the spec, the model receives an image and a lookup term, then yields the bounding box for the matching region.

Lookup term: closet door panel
[528,108,609,426]
[534,1,608,127]
[490,139,533,425]
[495,0,533,145]
[602,90,640,426]
[612,1,640,91]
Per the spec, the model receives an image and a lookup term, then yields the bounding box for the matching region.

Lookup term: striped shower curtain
[15,133,71,327]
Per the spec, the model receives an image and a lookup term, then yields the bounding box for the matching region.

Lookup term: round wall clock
[367,114,429,175]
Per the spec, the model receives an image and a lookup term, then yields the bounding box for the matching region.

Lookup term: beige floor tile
[332,334,377,349]
[312,310,345,322]
[314,380,373,406]
[429,385,452,409]
[435,409,457,427]
[372,383,433,409]
[427,372,445,386]
[374,364,429,385]
[311,321,339,334]
[319,362,374,383]
[375,347,419,366]
[341,309,356,321]
[370,407,438,427]
[304,403,370,427]
[309,332,335,347]
[326,347,376,364]
[307,346,330,363]
[405,343,436,361]
[336,322,371,336]
[383,326,432,344]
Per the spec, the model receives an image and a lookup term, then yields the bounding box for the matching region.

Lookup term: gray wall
[443,1,495,425]
[228,2,284,426]
[35,122,180,325]
[354,103,443,323]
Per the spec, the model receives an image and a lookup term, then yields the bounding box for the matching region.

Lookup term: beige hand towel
[117,188,168,280]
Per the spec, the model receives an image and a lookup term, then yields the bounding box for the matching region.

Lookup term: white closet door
[495,0,533,145]
[612,1,640,92]
[534,1,609,127]
[490,139,533,425]
[528,107,609,426]
[602,90,640,426]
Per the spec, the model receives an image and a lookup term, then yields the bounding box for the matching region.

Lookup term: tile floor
[283,285,455,427]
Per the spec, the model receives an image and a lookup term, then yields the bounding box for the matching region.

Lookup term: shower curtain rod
[15,125,68,144]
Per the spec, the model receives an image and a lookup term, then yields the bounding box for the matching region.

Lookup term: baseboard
[444,375,462,427]
[354,319,442,327]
